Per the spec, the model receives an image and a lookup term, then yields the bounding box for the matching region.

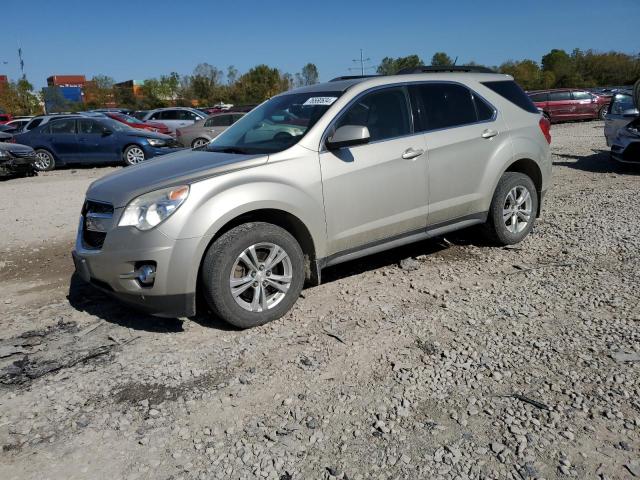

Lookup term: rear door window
[46,119,76,134]
[78,119,103,134]
[178,110,199,121]
[206,115,232,127]
[410,83,478,131]
[548,91,571,102]
[335,87,411,142]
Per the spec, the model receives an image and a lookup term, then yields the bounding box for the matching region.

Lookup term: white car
[142,108,206,134]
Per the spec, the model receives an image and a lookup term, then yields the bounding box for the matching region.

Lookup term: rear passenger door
[547,91,574,120]
[44,118,79,162]
[409,82,502,225]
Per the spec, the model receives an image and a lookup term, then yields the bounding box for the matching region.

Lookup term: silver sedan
[176,112,245,148]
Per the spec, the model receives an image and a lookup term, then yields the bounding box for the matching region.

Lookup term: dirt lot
[0,121,639,480]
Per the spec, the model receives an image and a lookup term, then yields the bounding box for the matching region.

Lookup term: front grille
[11,150,36,159]
[82,200,114,249]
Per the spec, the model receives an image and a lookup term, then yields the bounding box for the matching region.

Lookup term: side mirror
[326,125,370,150]
[622,108,640,118]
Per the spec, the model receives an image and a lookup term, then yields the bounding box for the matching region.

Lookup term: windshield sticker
[303,96,338,106]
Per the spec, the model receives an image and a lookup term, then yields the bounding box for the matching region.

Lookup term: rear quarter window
[482,80,539,114]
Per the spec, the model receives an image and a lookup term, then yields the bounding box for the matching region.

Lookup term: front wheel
[34,149,55,171]
[484,172,538,245]
[201,222,305,329]
[123,145,146,166]
[598,107,608,120]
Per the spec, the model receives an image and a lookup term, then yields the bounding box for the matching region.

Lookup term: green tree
[227,65,238,85]
[541,49,579,87]
[232,65,288,104]
[0,78,40,115]
[300,63,319,85]
[377,55,423,75]
[499,59,542,90]
[84,75,114,108]
[431,52,454,66]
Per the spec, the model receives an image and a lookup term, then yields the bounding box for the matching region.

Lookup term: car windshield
[100,118,134,132]
[117,114,144,125]
[207,91,342,154]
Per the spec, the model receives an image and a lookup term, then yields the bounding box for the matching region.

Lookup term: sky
[2,0,639,89]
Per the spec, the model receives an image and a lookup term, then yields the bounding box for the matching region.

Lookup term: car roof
[285,71,513,97]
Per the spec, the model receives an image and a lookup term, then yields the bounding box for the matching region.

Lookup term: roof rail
[329,75,380,82]
[396,65,496,74]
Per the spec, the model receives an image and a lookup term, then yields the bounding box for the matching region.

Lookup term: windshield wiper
[208,146,251,154]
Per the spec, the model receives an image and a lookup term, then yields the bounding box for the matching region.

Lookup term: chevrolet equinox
[73,67,552,328]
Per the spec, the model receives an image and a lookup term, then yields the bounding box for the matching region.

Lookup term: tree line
[1,48,638,115]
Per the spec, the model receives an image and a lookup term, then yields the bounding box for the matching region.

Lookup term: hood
[86,149,267,207]
[0,142,33,153]
[123,129,172,141]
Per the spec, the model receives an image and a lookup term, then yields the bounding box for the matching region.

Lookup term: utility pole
[349,49,374,76]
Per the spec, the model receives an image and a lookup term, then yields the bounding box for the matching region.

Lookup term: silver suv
[73,67,552,328]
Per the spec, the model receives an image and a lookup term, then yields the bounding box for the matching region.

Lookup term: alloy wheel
[35,151,52,170]
[229,242,293,313]
[503,185,533,234]
[126,147,145,164]
[192,138,209,148]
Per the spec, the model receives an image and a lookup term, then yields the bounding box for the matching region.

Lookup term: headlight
[147,138,167,147]
[118,185,189,230]
[0,150,10,159]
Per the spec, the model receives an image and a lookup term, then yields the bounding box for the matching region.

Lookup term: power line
[348,49,375,76]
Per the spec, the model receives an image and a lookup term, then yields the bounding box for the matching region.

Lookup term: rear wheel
[191,138,209,148]
[484,172,538,245]
[34,149,55,171]
[201,222,305,329]
[123,145,145,166]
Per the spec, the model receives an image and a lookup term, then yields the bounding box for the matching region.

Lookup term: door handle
[481,129,498,139]
[401,148,424,159]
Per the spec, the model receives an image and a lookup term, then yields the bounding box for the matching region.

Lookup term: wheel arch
[198,208,321,289]
[504,157,543,216]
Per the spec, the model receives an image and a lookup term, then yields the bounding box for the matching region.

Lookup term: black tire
[34,149,55,171]
[598,107,608,120]
[191,138,209,148]
[123,144,146,166]
[201,222,305,329]
[484,172,538,246]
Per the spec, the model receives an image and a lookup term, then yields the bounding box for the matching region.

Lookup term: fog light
[137,264,156,285]
[119,263,156,286]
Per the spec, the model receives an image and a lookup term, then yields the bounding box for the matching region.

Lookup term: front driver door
[319,86,428,255]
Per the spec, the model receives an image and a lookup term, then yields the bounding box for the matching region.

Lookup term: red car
[528,89,610,122]
[105,112,171,135]
[0,113,13,125]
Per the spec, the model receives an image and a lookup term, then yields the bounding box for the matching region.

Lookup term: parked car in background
[142,107,206,134]
[105,112,171,135]
[72,68,551,328]
[3,118,31,133]
[0,141,37,177]
[528,88,610,122]
[0,132,12,142]
[0,113,13,124]
[131,110,150,120]
[176,112,245,148]
[604,90,637,146]
[14,117,182,171]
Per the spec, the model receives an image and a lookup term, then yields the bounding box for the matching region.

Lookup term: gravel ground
[0,121,638,480]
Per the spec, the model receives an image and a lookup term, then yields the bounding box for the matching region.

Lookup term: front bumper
[0,157,36,176]
[72,216,201,317]
[611,138,640,163]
